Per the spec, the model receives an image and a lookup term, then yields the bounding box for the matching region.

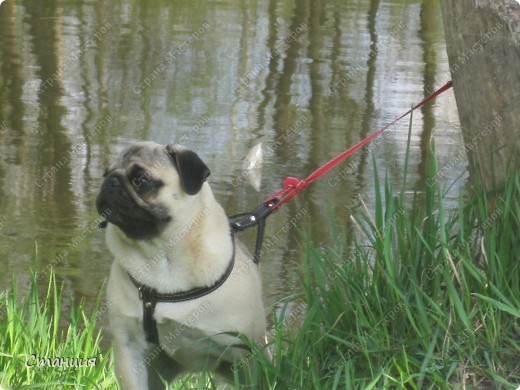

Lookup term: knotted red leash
[230,80,453,262]
[265,80,453,209]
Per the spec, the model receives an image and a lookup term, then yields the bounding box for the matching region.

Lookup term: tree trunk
[440,0,520,192]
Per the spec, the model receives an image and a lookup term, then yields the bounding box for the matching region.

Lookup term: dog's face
[96,142,210,240]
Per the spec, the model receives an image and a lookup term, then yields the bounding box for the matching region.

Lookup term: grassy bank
[0,267,114,388]
[240,166,520,389]
[1,152,519,389]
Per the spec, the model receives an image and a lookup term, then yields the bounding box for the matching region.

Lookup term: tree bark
[440,0,520,192]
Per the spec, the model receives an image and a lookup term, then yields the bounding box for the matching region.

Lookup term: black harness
[126,201,279,345]
[128,234,236,344]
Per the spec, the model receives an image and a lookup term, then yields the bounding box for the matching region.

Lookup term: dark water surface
[0,0,466,325]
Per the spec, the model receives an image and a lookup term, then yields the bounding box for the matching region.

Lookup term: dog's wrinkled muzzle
[96,172,164,240]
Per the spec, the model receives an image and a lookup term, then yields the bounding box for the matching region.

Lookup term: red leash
[265,80,453,209]
[230,80,452,262]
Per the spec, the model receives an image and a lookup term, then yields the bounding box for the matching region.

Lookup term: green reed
[0,257,114,389]
[234,140,520,389]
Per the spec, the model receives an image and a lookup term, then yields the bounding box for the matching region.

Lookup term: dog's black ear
[166,145,210,195]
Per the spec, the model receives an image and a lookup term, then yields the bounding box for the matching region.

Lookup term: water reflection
[0,0,466,325]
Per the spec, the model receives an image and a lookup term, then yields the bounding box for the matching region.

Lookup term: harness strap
[229,199,280,263]
[128,234,236,344]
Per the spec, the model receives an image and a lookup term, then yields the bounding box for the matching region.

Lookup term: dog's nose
[108,176,121,188]
[101,175,122,194]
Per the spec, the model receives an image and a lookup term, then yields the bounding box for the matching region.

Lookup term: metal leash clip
[229,197,282,263]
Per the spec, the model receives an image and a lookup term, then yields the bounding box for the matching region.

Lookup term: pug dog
[96,142,266,389]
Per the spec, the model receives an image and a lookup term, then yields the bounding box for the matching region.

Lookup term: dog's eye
[130,167,163,193]
[134,175,151,188]
[131,168,152,189]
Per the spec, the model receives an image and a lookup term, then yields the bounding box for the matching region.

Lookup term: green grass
[233,140,519,388]
[1,145,519,389]
[0,254,114,389]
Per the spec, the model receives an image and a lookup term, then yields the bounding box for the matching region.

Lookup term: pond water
[0,0,466,329]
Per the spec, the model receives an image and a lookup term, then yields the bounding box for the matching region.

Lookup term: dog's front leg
[113,338,150,390]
